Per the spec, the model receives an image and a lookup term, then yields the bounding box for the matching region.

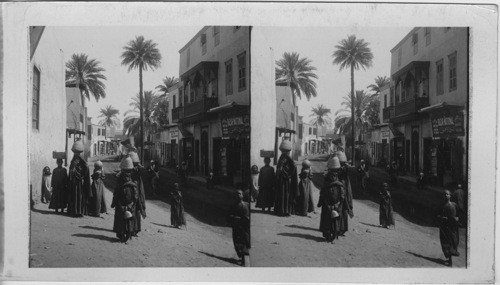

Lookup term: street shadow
[277,232,324,242]
[150,222,170,228]
[198,251,241,266]
[72,233,118,243]
[307,155,329,162]
[285,224,319,232]
[31,207,59,215]
[250,208,276,216]
[359,222,383,229]
[100,157,119,163]
[79,225,113,233]
[406,251,447,266]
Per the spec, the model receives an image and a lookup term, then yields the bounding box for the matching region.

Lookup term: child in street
[49,159,68,213]
[250,165,259,202]
[170,183,186,229]
[90,160,107,217]
[41,166,52,204]
[379,182,395,229]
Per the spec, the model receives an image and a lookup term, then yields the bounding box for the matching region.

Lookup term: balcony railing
[172,106,184,123]
[382,106,395,123]
[183,97,218,118]
[394,97,429,117]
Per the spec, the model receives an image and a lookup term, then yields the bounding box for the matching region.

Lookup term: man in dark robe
[256,157,275,212]
[228,189,250,266]
[379,183,395,228]
[295,159,315,216]
[170,183,186,228]
[437,190,460,266]
[67,140,91,217]
[274,140,298,216]
[129,151,147,237]
[318,157,344,242]
[49,159,68,213]
[89,160,107,217]
[111,157,138,243]
[336,151,353,236]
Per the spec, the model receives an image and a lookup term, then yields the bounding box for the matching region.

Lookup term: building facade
[385,27,468,186]
[175,26,250,186]
[65,86,88,163]
[29,26,67,204]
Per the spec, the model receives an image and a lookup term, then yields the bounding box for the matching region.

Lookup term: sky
[258,26,412,126]
[52,26,204,127]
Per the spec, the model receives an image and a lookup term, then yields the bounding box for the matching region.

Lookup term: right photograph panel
[250,26,469,267]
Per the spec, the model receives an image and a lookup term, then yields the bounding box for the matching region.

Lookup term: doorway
[411,126,419,174]
[201,127,209,176]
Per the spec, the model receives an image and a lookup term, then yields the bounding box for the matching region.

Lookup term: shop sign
[170,129,179,138]
[381,130,390,138]
[221,113,250,137]
[431,110,464,137]
[260,150,275,158]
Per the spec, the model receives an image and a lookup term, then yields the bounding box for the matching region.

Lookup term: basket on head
[335,150,347,163]
[327,156,341,170]
[120,157,134,170]
[279,140,292,152]
[129,152,140,163]
[302,159,312,168]
[71,140,84,153]
[94,160,103,169]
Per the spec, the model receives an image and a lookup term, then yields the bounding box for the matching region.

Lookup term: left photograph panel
[28,26,251,267]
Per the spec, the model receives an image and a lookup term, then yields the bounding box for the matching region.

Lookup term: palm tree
[275,52,318,106]
[65,53,107,102]
[367,75,390,95]
[334,90,372,146]
[155,76,178,97]
[98,105,120,128]
[332,35,374,163]
[121,36,162,163]
[123,91,160,141]
[310,104,332,138]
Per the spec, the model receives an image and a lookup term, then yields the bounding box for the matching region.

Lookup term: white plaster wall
[29,27,67,203]
[250,28,277,166]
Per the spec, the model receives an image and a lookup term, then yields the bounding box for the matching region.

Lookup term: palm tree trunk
[350,64,355,164]
[139,64,144,164]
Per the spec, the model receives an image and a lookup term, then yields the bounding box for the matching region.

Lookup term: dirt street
[250,155,466,267]
[29,156,241,267]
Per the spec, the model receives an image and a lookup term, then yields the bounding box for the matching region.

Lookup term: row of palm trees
[275,35,391,162]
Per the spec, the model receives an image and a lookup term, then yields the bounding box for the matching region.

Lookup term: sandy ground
[250,156,466,267]
[29,157,241,267]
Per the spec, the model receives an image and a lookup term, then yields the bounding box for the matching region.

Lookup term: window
[436,59,444,95]
[213,26,220,46]
[32,66,40,130]
[390,87,395,105]
[225,59,233,95]
[398,48,402,67]
[200,33,207,55]
[103,128,106,137]
[186,47,190,68]
[88,125,92,140]
[309,128,312,135]
[425,27,431,46]
[384,94,387,108]
[98,129,100,136]
[237,51,246,91]
[313,128,317,136]
[290,112,294,122]
[448,51,457,91]
[412,33,418,55]
[173,94,176,109]
[298,124,303,139]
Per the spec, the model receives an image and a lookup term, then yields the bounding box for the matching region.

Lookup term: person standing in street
[295,159,315,216]
[274,140,298,217]
[250,165,259,203]
[379,182,395,229]
[111,157,138,243]
[170,183,186,229]
[228,189,250,266]
[129,151,147,237]
[68,140,91,217]
[437,189,460,266]
[41,166,52,204]
[357,159,369,194]
[451,184,466,226]
[388,161,399,186]
[89,160,107,217]
[337,151,353,236]
[49,159,68,213]
[318,156,344,243]
[256,157,275,212]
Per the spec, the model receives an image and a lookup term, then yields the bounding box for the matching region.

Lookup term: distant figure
[111,157,138,243]
[337,150,353,236]
[451,184,466,226]
[295,159,314,216]
[388,161,399,186]
[416,172,425,190]
[148,160,160,196]
[256,157,275,212]
[41,166,52,204]
[228,189,250,266]
[275,140,298,216]
[318,156,344,243]
[49,159,68,213]
[89,160,107,217]
[437,190,460,266]
[379,183,395,229]
[250,165,259,202]
[178,161,188,185]
[357,159,369,194]
[170,183,186,229]
[68,140,91,217]
[206,171,216,189]
[129,151,147,237]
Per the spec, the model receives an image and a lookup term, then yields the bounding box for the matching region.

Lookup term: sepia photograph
[1,2,497,284]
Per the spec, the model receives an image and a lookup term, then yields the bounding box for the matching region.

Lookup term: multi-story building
[367,83,393,167]
[175,26,250,186]
[275,83,298,162]
[29,26,67,204]
[385,27,468,186]
[66,85,88,163]
[157,82,182,167]
[88,123,112,157]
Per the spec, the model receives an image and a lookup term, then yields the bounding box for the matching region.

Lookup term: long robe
[89,171,107,216]
[228,201,250,258]
[318,176,344,241]
[338,166,353,234]
[170,191,186,227]
[256,165,275,209]
[112,180,138,240]
[295,171,315,216]
[49,167,68,210]
[131,166,147,234]
[250,173,259,202]
[439,201,460,258]
[274,153,298,216]
[67,155,91,217]
[379,190,395,227]
[41,174,52,204]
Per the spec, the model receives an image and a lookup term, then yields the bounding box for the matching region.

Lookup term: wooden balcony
[172,106,183,123]
[394,97,429,117]
[183,97,219,118]
[382,106,395,123]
